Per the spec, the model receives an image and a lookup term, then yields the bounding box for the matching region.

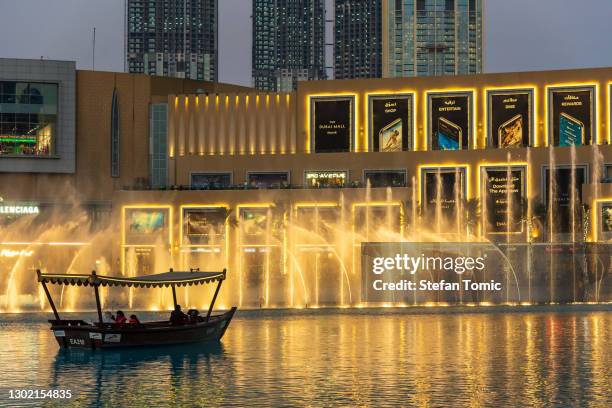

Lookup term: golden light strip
[0,242,88,246]
[606,81,612,144]
[294,202,339,209]
[352,201,402,207]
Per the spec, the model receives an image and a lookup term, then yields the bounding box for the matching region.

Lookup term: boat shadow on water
[53,341,226,367]
[50,342,236,405]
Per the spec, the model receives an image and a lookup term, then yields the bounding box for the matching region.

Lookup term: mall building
[1,58,611,307]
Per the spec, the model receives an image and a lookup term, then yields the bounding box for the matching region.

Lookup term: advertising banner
[240,207,270,244]
[183,207,227,245]
[549,86,594,146]
[482,167,525,234]
[600,202,612,240]
[124,208,169,245]
[422,168,465,223]
[369,94,412,151]
[311,97,354,153]
[488,90,532,147]
[544,167,586,233]
[428,93,472,150]
[241,208,268,235]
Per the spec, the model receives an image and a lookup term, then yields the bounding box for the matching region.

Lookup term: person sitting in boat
[115,310,127,324]
[169,304,188,325]
[103,311,115,323]
[128,314,140,324]
[187,309,200,323]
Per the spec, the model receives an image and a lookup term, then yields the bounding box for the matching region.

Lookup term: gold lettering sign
[561,94,583,107]
[384,101,398,113]
[439,100,462,112]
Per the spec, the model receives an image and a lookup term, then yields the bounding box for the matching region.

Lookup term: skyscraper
[334,0,483,79]
[252,0,327,91]
[383,0,483,77]
[126,0,218,81]
[334,0,383,79]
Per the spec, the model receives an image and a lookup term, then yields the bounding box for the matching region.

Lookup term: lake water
[0,306,610,407]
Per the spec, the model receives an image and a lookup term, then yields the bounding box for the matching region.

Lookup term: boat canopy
[37,269,226,288]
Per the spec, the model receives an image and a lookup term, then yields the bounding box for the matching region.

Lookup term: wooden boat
[37,269,237,350]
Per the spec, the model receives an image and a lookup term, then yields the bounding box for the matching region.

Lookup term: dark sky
[1,0,611,86]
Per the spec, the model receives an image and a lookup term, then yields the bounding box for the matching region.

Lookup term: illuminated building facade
[1,59,611,307]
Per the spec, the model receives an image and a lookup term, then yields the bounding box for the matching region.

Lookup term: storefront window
[247,172,289,188]
[191,172,232,189]
[602,164,612,183]
[364,170,407,187]
[305,170,348,188]
[0,81,57,157]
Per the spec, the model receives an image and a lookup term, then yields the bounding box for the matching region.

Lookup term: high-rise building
[334,0,483,79]
[252,0,327,91]
[383,0,483,77]
[334,0,383,79]
[126,0,218,81]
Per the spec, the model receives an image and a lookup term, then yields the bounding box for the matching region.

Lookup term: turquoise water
[0,306,610,407]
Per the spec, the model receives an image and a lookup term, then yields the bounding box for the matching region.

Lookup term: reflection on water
[0,306,610,407]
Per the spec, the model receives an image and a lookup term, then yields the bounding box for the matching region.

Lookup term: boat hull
[50,307,237,349]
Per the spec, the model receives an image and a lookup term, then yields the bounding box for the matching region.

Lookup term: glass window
[247,172,289,189]
[364,170,407,187]
[305,170,348,188]
[149,103,168,187]
[603,164,612,182]
[191,172,231,189]
[0,81,58,157]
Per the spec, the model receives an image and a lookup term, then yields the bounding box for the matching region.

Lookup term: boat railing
[49,319,91,326]
[86,321,203,331]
